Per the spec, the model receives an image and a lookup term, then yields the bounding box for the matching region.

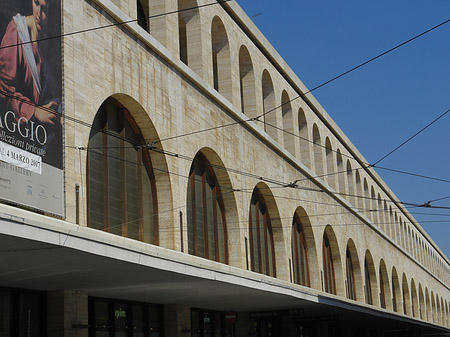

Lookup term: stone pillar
[164,304,191,337]
[47,290,89,337]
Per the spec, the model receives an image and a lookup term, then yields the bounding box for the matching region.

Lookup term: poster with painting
[0,0,63,216]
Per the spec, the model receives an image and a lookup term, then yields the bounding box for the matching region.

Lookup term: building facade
[0,0,449,336]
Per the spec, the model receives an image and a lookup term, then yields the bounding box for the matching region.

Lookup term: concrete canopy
[0,214,448,335]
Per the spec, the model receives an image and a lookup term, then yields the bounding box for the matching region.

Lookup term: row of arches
[86,97,449,327]
[134,0,449,284]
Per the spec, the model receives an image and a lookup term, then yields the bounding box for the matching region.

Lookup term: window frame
[249,189,276,277]
[87,99,159,245]
[291,214,310,287]
[187,153,228,264]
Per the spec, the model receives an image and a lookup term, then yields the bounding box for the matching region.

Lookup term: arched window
[88,98,158,244]
[371,187,378,225]
[323,233,336,294]
[249,189,276,277]
[262,70,277,141]
[379,260,391,310]
[211,16,231,101]
[137,0,150,32]
[346,161,355,205]
[291,214,309,286]
[178,0,202,75]
[312,124,324,176]
[336,149,346,196]
[187,153,227,263]
[239,46,256,118]
[298,109,310,168]
[411,279,418,318]
[392,268,401,312]
[364,259,373,305]
[355,171,363,210]
[346,248,356,300]
[419,284,425,320]
[325,138,335,189]
[380,265,386,309]
[281,91,295,155]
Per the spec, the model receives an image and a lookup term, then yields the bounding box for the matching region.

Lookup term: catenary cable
[0,0,232,51]
[372,108,450,166]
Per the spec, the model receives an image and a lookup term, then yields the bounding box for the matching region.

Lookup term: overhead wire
[0,0,232,51]
[0,2,448,255]
[372,107,450,166]
[152,16,450,144]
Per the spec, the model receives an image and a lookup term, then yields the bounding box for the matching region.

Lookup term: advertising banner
[0,0,63,216]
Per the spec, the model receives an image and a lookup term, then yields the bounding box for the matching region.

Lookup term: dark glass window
[249,189,276,277]
[0,291,12,337]
[379,267,386,309]
[364,259,373,305]
[87,98,158,245]
[291,215,309,286]
[346,249,356,300]
[187,154,228,263]
[322,233,336,295]
[0,289,46,337]
[392,275,398,312]
[137,0,149,32]
[89,298,163,337]
[191,309,232,337]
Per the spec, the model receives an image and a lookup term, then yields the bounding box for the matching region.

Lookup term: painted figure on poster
[0,0,60,127]
[0,0,62,169]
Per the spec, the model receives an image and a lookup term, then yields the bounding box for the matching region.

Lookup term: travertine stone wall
[59,0,450,327]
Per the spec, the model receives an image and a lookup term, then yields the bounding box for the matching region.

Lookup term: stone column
[47,290,89,337]
[164,304,191,337]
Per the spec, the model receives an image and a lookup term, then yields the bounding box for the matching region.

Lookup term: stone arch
[239,45,256,118]
[411,279,419,318]
[211,16,232,102]
[401,273,411,316]
[178,0,203,76]
[383,200,389,234]
[322,225,344,296]
[249,182,288,280]
[391,267,402,312]
[336,149,346,197]
[418,283,425,320]
[363,178,370,217]
[388,206,393,238]
[379,259,392,310]
[407,227,412,254]
[325,138,336,189]
[364,250,379,306]
[425,287,431,321]
[431,291,436,323]
[345,239,362,301]
[189,147,240,266]
[292,206,320,289]
[281,90,295,155]
[312,124,324,176]
[436,294,441,325]
[445,300,449,327]
[87,94,174,248]
[355,170,364,210]
[377,193,383,230]
[346,161,355,206]
[393,212,399,244]
[262,70,277,141]
[370,186,377,225]
[298,108,311,168]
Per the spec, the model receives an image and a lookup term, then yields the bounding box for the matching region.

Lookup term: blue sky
[236,0,450,258]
